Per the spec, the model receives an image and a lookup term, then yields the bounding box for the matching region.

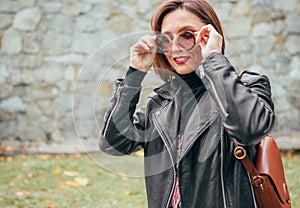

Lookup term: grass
[282,153,300,208]
[0,153,147,208]
[0,152,299,208]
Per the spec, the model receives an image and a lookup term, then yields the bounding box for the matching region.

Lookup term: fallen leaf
[124,190,134,196]
[64,170,78,177]
[28,172,39,178]
[52,169,61,175]
[64,180,80,188]
[75,177,89,187]
[15,191,30,197]
[44,201,55,208]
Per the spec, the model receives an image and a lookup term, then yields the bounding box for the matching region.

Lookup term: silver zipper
[204,73,229,118]
[197,65,228,118]
[153,114,176,208]
[220,125,227,208]
[103,84,123,137]
[200,65,228,206]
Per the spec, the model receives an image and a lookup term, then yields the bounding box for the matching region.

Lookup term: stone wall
[0,0,300,149]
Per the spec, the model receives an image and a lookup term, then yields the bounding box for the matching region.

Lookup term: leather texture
[234,136,291,208]
[99,52,275,208]
[255,136,291,208]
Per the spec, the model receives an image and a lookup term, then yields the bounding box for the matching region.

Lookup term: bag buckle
[233,146,247,160]
[252,175,265,191]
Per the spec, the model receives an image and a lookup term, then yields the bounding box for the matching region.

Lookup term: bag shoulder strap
[232,142,265,190]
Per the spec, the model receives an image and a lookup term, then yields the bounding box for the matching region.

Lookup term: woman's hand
[195,24,223,59]
[130,35,157,72]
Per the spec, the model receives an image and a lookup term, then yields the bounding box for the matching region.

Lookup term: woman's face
[161,9,206,74]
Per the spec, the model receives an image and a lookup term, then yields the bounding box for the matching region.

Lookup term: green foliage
[0,153,299,208]
[282,153,300,208]
[0,154,147,208]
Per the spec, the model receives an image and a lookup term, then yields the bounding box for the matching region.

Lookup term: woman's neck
[176,71,203,90]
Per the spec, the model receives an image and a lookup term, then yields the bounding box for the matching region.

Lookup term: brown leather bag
[233,135,291,208]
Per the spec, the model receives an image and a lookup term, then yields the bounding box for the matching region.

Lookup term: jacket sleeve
[196,52,275,146]
[99,67,147,155]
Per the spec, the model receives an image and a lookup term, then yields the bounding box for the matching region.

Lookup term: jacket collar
[153,75,199,100]
[153,79,179,100]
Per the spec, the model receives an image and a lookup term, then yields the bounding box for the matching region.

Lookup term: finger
[195,32,208,46]
[195,28,208,45]
[140,35,157,48]
[194,31,201,43]
[132,40,152,53]
[139,41,152,51]
[199,25,210,36]
[200,24,218,37]
[131,35,158,55]
[150,35,157,50]
[199,24,220,45]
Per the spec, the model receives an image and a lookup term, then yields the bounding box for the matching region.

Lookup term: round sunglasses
[156,31,196,53]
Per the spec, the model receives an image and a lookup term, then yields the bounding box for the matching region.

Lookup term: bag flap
[255,135,290,203]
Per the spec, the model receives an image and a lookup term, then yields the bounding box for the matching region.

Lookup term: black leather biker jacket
[99,52,275,208]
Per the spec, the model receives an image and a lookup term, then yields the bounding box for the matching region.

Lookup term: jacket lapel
[153,86,183,162]
[180,92,219,160]
[153,83,220,161]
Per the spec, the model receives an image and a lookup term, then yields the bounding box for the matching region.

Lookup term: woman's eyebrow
[161,31,172,35]
[161,25,197,34]
[178,26,197,32]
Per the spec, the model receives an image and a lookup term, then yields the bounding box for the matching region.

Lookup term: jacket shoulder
[239,70,271,88]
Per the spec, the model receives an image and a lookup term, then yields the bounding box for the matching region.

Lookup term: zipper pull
[176,133,183,170]
[197,65,206,78]
[115,83,124,97]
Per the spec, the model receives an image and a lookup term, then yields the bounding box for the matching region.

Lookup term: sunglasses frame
[156,31,196,53]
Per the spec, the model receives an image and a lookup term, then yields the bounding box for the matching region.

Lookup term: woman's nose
[170,37,182,53]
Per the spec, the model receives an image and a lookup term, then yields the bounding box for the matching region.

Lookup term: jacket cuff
[124,66,147,87]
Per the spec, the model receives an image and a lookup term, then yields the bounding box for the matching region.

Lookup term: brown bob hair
[151,0,225,82]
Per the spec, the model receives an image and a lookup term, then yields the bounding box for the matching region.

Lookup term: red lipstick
[173,56,190,65]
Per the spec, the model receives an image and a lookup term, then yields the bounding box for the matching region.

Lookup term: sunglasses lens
[178,32,195,50]
[156,34,171,52]
[156,32,196,52]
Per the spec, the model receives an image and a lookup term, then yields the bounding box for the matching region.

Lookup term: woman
[99,0,275,207]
